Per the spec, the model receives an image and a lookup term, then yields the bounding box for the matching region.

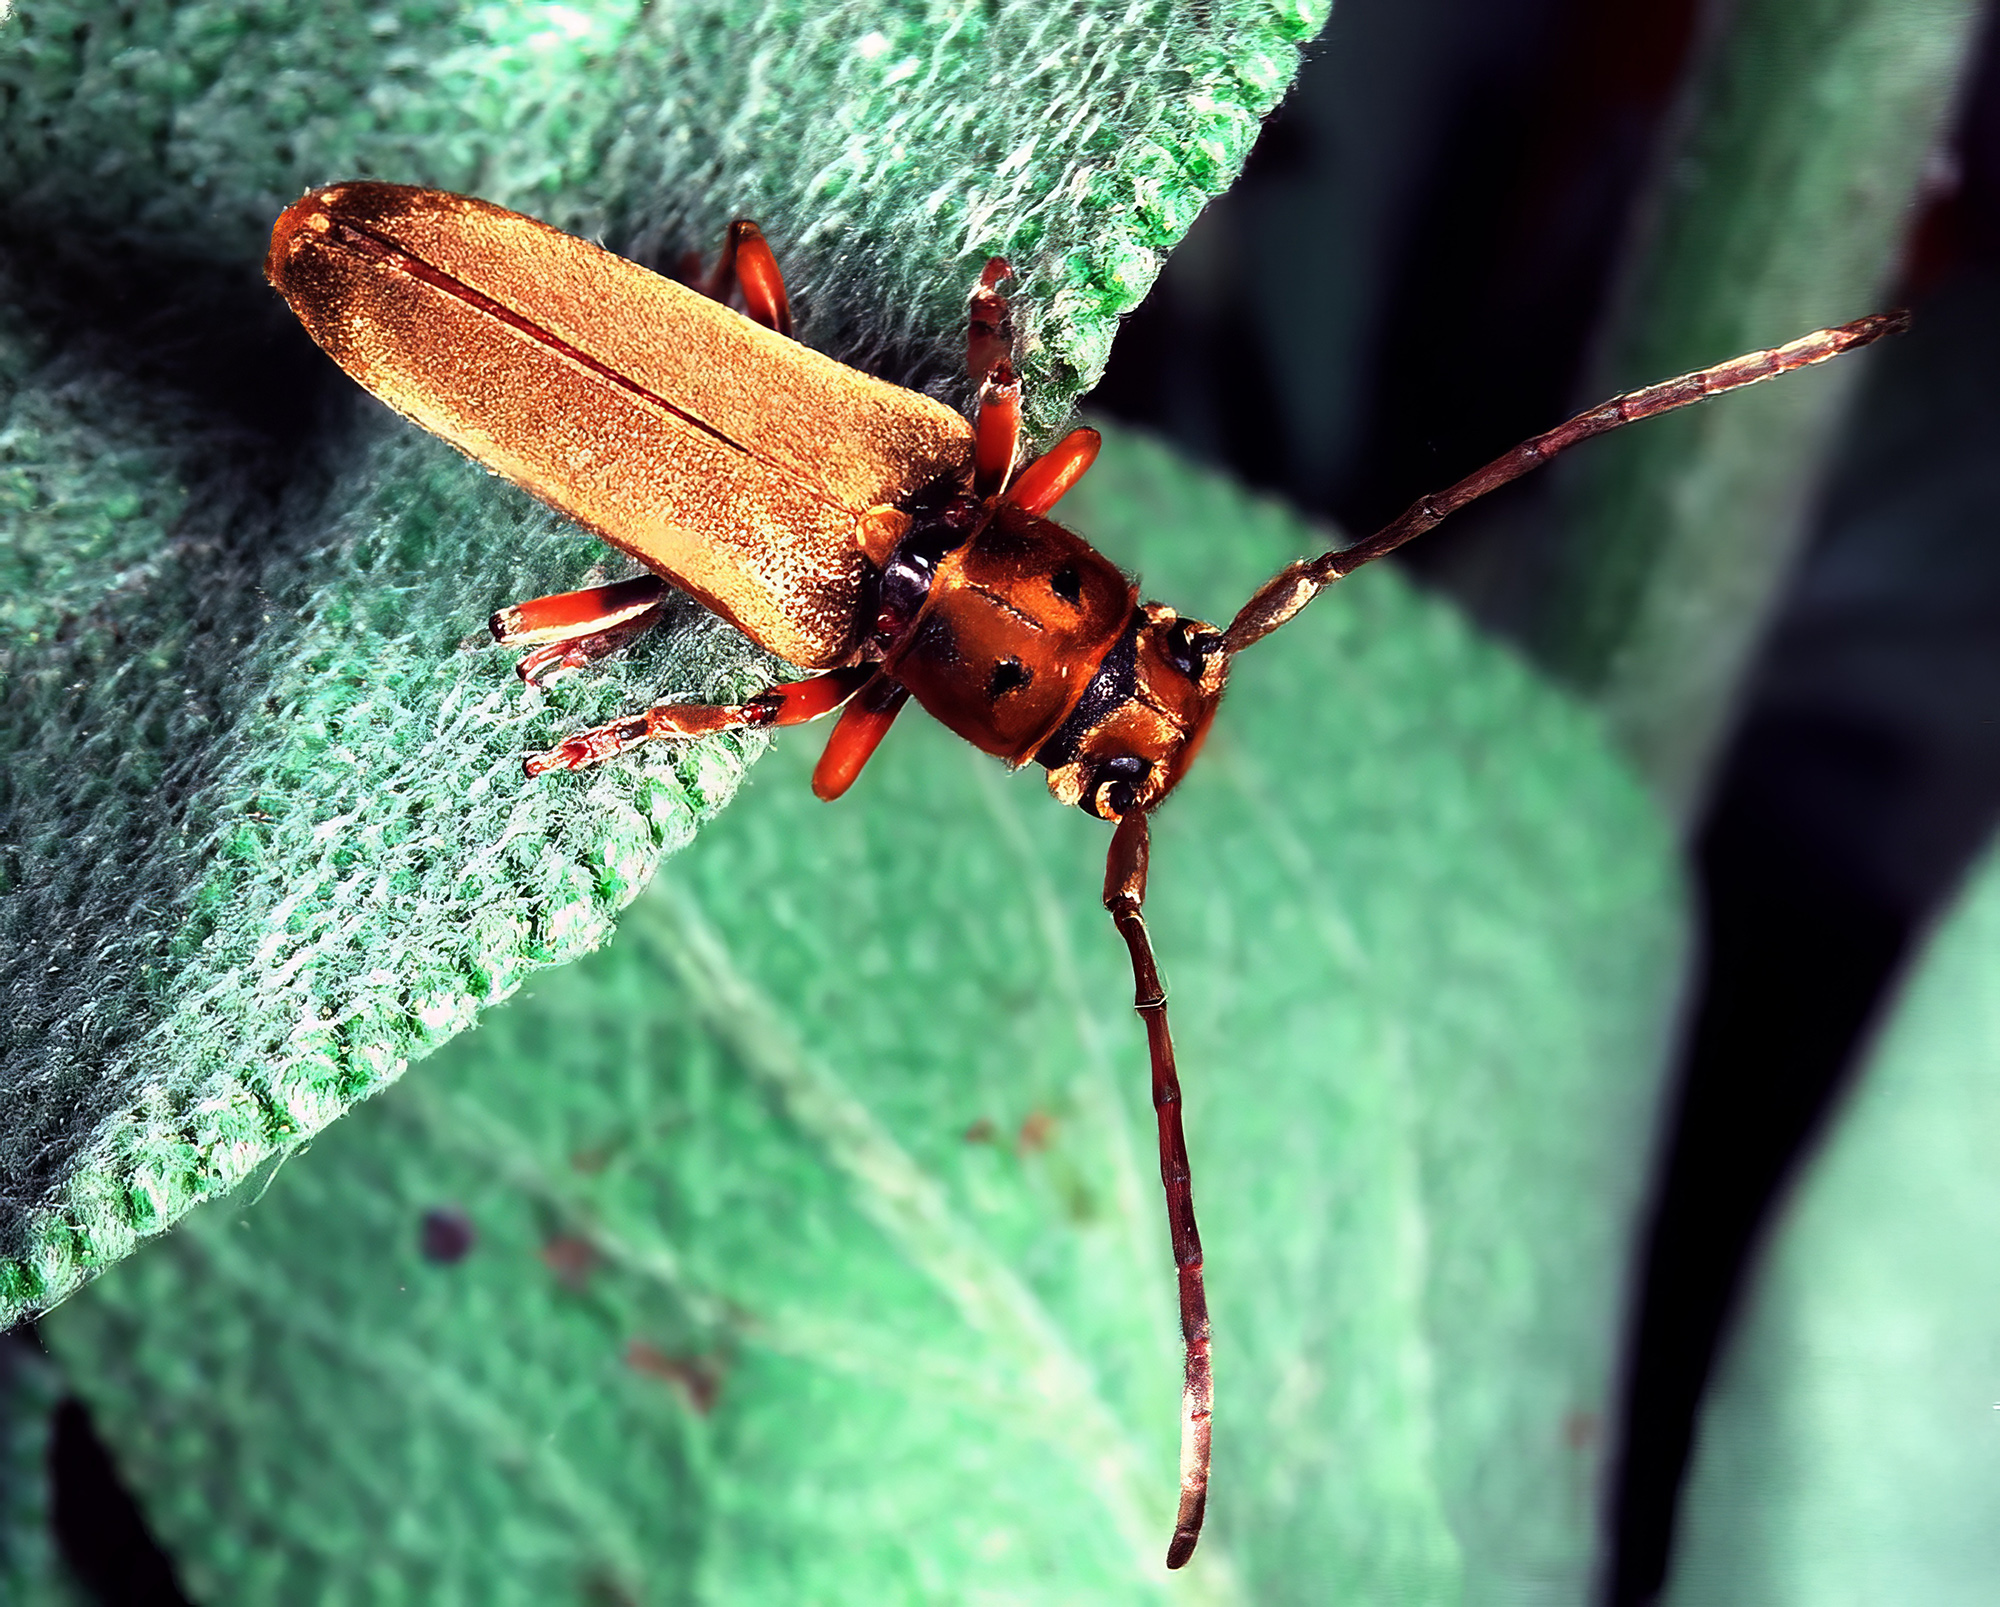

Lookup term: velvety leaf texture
[42,432,1682,1602]
[1664,834,2000,1607]
[0,0,1325,1321]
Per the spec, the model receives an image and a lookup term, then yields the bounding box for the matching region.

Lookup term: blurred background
[21,1,2000,1601]
[1093,1,2000,1601]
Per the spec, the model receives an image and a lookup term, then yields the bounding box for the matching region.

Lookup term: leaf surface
[0,0,1325,1321]
[44,430,1683,1603]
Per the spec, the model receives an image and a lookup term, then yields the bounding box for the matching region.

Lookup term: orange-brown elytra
[266,181,1905,1570]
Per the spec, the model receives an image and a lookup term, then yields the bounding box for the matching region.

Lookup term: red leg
[972,358,1021,499]
[810,675,910,800]
[491,575,667,646]
[967,256,1014,384]
[524,664,871,778]
[968,257,1021,499]
[702,220,793,336]
[1005,427,1100,517]
[490,575,669,684]
[513,611,668,686]
[1103,811,1212,1570]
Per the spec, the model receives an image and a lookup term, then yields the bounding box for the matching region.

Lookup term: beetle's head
[1037,603,1229,821]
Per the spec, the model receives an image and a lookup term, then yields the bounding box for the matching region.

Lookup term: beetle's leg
[492,576,668,646]
[967,256,1014,383]
[524,664,873,778]
[810,674,910,801]
[969,257,1021,499]
[973,359,1021,500]
[1005,427,1101,517]
[490,575,669,684]
[513,612,670,686]
[703,220,794,337]
[1102,810,1212,1570]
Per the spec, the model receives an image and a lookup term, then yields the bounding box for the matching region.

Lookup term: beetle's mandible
[267,182,1903,1569]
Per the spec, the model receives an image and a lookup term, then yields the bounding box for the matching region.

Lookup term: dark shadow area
[1094,0,1703,639]
[0,226,337,457]
[50,1382,196,1605]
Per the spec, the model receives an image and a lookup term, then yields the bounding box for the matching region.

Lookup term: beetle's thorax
[879,497,1133,761]
[873,493,1229,820]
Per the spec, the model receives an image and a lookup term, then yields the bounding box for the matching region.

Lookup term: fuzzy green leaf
[42,429,1682,1602]
[1664,833,2000,1606]
[0,0,1325,1323]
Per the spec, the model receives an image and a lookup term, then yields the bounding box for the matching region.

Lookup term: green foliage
[0,0,1323,1321]
[1664,833,2000,1606]
[43,431,1683,1601]
[5,1,1699,1595]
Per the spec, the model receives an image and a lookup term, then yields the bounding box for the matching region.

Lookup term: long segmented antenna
[1111,308,1908,1567]
[1222,311,1910,656]
[1103,811,1213,1569]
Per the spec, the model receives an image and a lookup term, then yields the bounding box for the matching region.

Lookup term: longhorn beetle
[267,183,1901,1568]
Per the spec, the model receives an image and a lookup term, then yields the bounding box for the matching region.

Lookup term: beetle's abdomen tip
[266,187,347,291]
[268,182,430,292]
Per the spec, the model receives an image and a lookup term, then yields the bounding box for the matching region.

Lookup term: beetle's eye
[1163,619,1221,680]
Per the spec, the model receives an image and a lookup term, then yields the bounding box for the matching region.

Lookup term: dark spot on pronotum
[1050,564,1082,604]
[1035,612,1142,772]
[988,657,1031,698]
[964,1116,999,1144]
[419,1206,476,1264]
